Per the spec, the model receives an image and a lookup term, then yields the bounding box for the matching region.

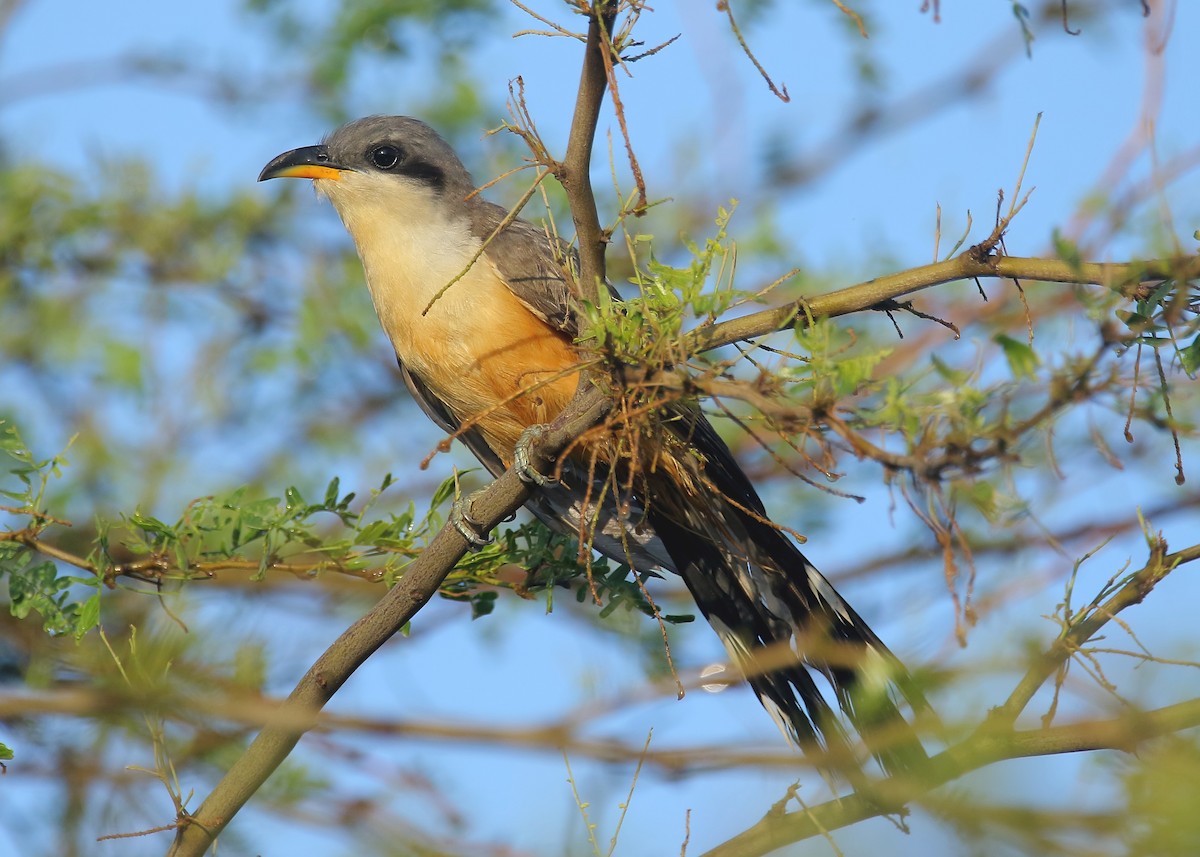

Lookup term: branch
[561,0,618,305]
[686,251,1200,355]
[700,538,1200,857]
[166,387,610,857]
[10,685,1194,778]
[701,698,1200,857]
[11,250,1194,592]
[991,539,1200,727]
[3,527,388,585]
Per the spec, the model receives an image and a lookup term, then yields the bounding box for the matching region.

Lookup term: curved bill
[258,145,349,182]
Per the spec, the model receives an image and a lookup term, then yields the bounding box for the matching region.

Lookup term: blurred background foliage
[1,1,1199,856]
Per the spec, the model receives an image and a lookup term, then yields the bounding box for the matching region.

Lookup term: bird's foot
[450,490,493,550]
[514,424,557,487]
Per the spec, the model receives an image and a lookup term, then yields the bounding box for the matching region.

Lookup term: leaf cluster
[0,422,97,637]
[1,417,688,640]
[581,205,747,371]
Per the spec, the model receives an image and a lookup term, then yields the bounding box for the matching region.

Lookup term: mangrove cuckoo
[260,116,929,773]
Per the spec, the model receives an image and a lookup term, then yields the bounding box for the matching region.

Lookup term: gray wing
[400,360,673,573]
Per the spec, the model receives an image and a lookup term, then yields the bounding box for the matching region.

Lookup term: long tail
[647,420,931,776]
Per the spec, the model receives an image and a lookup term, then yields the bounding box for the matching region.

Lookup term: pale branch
[991,540,1200,728]
[55,7,1195,853]
[8,687,1196,778]
[719,0,790,102]
[700,698,1200,857]
[700,539,1200,857]
[10,5,627,635]
[165,386,610,857]
[0,685,838,774]
[686,252,1200,357]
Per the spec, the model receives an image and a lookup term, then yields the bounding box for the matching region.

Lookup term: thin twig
[717,1,790,101]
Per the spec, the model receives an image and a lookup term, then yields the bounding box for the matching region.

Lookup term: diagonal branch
[990,539,1200,728]
[701,697,1200,857]
[165,387,610,857]
[700,538,1200,857]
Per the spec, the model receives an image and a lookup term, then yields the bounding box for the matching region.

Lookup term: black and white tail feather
[642,413,932,776]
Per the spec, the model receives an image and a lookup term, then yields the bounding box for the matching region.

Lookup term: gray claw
[450,493,493,550]
[514,424,557,486]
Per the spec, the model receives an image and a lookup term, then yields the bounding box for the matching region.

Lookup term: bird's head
[258,115,476,216]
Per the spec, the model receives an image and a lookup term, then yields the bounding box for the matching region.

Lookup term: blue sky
[2,2,1198,855]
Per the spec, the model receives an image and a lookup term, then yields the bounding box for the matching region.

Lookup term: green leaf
[1179,333,1200,376]
[430,473,462,511]
[74,593,101,639]
[0,421,27,457]
[469,590,497,619]
[930,354,971,386]
[959,480,1000,523]
[8,561,62,619]
[354,520,391,545]
[994,334,1040,379]
[323,476,341,507]
[129,511,174,538]
[7,560,79,634]
[240,497,282,530]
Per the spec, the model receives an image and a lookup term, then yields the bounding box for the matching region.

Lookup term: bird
[260,115,931,775]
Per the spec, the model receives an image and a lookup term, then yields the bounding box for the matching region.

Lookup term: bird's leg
[514,424,558,487]
[450,490,493,550]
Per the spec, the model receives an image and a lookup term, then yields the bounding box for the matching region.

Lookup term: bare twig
[421,168,551,316]
[717,0,790,102]
[991,539,1199,727]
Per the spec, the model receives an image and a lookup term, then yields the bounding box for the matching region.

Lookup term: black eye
[369,144,402,170]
